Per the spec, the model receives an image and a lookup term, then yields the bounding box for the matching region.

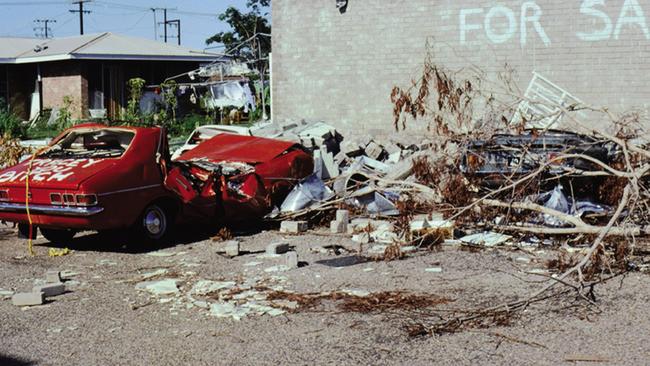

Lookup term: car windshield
[42,129,135,159]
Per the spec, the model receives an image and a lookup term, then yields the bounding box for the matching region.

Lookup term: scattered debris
[425,267,443,273]
[135,279,180,296]
[218,240,240,257]
[460,232,513,247]
[45,270,61,283]
[12,292,44,306]
[280,221,308,233]
[266,241,290,255]
[33,283,65,297]
[285,252,299,269]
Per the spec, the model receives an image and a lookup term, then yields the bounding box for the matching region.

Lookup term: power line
[33,19,56,38]
[0,1,68,5]
[93,0,218,17]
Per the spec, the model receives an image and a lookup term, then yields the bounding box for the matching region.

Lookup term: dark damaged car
[0,123,312,244]
[460,129,619,193]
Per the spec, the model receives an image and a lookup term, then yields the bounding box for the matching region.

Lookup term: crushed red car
[0,123,313,244]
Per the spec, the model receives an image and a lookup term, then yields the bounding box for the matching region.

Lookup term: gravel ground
[1,222,649,366]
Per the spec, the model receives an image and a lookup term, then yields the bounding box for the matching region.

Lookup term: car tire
[137,203,172,244]
[17,223,37,240]
[41,228,76,244]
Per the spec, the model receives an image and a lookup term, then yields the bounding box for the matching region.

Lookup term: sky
[0,0,265,51]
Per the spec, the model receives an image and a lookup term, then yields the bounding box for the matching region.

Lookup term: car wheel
[139,204,171,242]
[17,223,37,239]
[41,228,76,244]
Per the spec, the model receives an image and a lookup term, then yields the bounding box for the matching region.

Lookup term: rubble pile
[263,70,650,279]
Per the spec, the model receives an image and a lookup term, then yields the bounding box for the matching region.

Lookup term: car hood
[175,134,299,164]
[0,157,117,190]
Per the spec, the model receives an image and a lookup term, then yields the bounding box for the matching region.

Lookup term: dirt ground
[1,222,649,366]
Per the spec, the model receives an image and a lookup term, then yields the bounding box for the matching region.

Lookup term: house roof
[0,37,43,62]
[0,32,226,64]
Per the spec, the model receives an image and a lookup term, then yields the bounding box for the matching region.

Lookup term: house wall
[41,61,87,119]
[272,0,650,139]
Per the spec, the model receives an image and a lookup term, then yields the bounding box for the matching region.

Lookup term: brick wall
[42,61,87,119]
[272,0,650,139]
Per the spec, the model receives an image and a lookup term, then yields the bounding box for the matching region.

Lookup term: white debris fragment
[264,265,290,273]
[341,289,370,297]
[460,232,513,247]
[191,280,236,296]
[425,267,443,273]
[146,251,177,257]
[330,220,347,234]
[0,289,15,297]
[135,279,180,295]
[352,233,371,244]
[285,252,299,269]
[244,261,263,267]
[140,269,168,280]
[45,270,61,283]
[336,209,350,223]
[60,270,81,279]
[12,292,44,306]
[280,221,308,233]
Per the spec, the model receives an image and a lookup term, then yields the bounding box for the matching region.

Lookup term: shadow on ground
[0,354,35,366]
[35,220,280,254]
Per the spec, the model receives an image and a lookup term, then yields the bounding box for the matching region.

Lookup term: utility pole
[155,8,177,44]
[166,19,180,45]
[151,8,161,40]
[163,8,167,42]
[70,1,92,35]
[33,19,56,39]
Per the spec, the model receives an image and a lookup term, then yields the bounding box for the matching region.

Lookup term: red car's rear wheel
[41,228,76,244]
[137,203,174,243]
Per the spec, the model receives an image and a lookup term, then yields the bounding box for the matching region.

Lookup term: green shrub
[125,78,146,122]
[56,96,73,129]
[0,98,26,138]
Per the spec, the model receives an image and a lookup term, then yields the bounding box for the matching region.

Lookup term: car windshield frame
[40,128,136,160]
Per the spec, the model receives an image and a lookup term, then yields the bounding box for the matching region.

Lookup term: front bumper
[0,202,104,217]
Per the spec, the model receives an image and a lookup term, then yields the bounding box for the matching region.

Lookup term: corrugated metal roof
[0,32,226,64]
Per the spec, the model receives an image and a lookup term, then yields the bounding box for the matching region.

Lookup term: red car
[0,123,312,244]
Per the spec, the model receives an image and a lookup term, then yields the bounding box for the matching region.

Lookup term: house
[272,0,650,137]
[0,32,226,120]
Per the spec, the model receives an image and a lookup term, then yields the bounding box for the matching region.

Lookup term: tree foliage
[206,0,271,60]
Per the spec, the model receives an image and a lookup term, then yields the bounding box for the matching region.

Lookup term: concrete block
[335,209,350,223]
[45,270,61,283]
[266,241,290,255]
[280,221,308,233]
[285,252,299,269]
[33,282,65,297]
[320,146,339,179]
[364,141,385,160]
[12,292,44,306]
[224,240,240,257]
[330,220,347,234]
